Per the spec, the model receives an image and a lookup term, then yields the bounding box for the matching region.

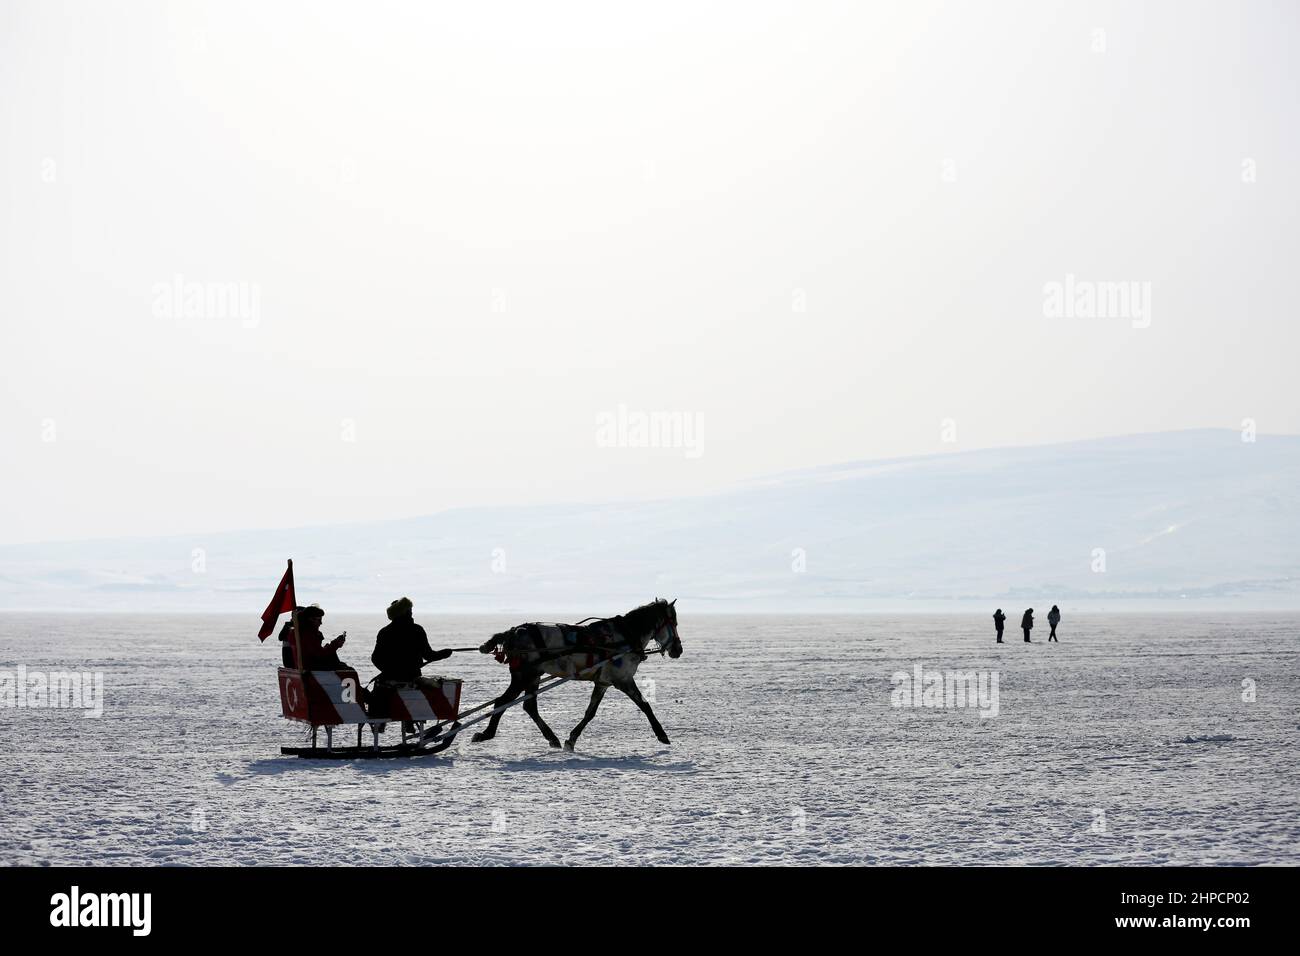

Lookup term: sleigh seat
[366,676,463,723]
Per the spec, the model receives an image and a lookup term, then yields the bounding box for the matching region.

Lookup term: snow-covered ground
[2,612,1297,865]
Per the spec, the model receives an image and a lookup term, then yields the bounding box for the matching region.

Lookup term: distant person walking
[1021,608,1034,643]
[993,608,1006,643]
[1047,605,1061,642]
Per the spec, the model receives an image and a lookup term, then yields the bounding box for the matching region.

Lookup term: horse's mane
[610,598,667,637]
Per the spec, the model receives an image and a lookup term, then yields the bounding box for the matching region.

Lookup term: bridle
[646,606,680,656]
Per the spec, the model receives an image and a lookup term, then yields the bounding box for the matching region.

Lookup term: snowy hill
[1,430,1297,612]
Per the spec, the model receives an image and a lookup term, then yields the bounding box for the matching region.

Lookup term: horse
[471,598,682,750]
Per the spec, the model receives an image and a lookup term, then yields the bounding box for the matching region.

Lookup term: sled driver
[371,597,452,682]
[371,597,453,732]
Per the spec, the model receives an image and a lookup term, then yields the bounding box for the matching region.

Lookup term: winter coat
[372,618,450,682]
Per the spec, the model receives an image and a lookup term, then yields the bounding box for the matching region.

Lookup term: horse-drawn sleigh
[276,667,465,758]
[264,563,682,760]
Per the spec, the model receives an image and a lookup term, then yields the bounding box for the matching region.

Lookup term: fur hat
[387,597,414,621]
[298,604,324,620]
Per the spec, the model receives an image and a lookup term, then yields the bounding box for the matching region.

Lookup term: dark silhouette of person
[278,619,296,667]
[371,597,453,733]
[1021,608,1034,643]
[297,605,349,669]
[371,597,452,683]
[1047,605,1061,642]
[993,608,1006,643]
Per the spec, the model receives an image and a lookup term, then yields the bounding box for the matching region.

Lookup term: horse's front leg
[565,682,608,751]
[521,676,562,748]
[616,679,670,745]
[472,671,527,742]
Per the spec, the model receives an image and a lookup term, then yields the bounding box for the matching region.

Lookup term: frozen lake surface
[2,613,1297,865]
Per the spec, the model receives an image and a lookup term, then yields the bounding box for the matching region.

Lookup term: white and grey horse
[472,598,682,750]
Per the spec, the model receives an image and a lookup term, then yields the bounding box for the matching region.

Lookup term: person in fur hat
[370,597,451,683]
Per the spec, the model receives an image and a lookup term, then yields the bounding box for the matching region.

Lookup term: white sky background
[1,0,1297,546]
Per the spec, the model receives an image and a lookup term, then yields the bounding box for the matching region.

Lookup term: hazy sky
[2,0,1298,545]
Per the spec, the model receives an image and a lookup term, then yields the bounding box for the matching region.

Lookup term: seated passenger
[278,619,296,667]
[297,605,349,670]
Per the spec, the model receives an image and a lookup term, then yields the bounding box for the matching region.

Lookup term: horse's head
[622,598,682,658]
[657,598,682,658]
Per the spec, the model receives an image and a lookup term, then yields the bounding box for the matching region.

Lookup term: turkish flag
[258,563,297,640]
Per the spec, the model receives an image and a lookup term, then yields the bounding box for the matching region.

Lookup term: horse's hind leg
[521,677,561,748]
[472,671,526,742]
[564,683,608,751]
[616,679,670,745]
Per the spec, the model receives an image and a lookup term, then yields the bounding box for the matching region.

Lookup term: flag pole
[288,559,304,671]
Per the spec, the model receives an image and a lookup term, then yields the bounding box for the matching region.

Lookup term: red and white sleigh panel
[370,678,462,723]
[278,668,368,727]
